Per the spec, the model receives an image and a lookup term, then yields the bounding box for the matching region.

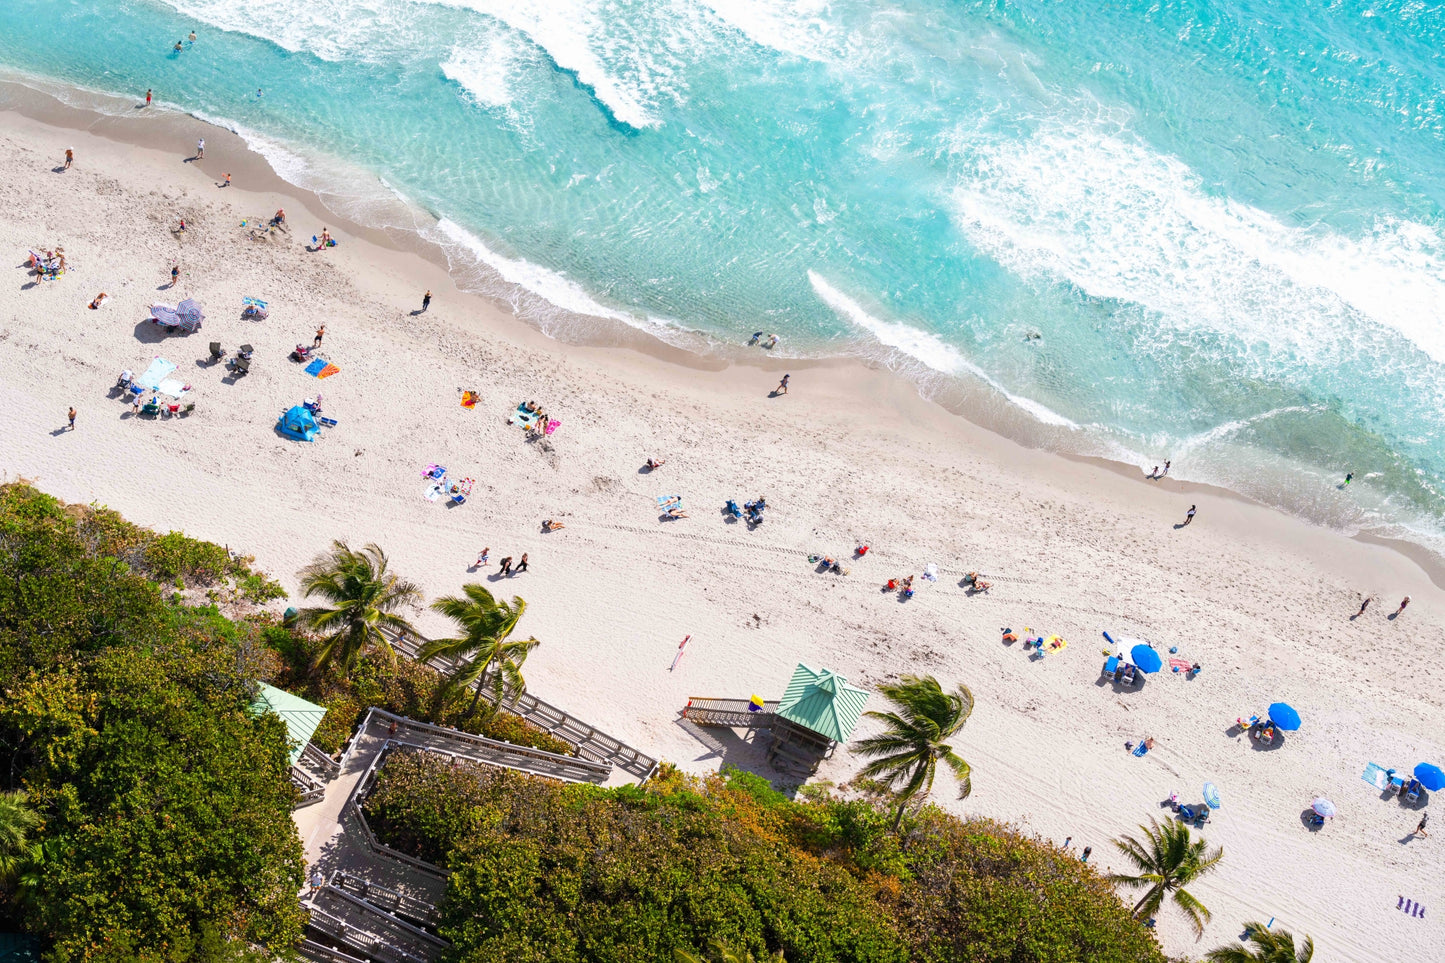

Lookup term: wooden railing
[379,627,657,779]
[681,697,779,729]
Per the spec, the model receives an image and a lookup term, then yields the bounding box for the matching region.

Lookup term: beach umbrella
[1311,797,1337,818]
[1130,644,1163,673]
[1414,763,1445,792]
[1202,782,1222,810]
[1268,702,1301,731]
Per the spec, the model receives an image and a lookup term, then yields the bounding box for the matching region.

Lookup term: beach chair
[231,357,251,375]
[1405,779,1422,802]
[318,416,338,427]
[141,399,161,416]
[1132,740,1149,758]
[1389,774,1406,796]
[724,499,742,518]
[238,343,254,359]
[1102,656,1119,678]
[208,341,225,363]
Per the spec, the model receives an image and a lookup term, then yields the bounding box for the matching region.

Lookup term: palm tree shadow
[673,717,795,792]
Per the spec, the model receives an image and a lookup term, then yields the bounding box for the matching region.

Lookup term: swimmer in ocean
[174,41,184,52]
[189,31,197,43]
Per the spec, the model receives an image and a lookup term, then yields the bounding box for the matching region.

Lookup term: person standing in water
[1343,472,1354,486]
[145,88,152,107]
[188,31,197,44]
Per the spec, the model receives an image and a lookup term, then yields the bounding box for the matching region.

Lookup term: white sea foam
[808,271,1077,427]
[155,0,419,62]
[946,123,1445,366]
[441,33,525,109]
[696,0,840,63]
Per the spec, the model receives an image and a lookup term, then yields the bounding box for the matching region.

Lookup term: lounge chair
[208,341,225,363]
[1388,774,1406,796]
[231,357,251,375]
[141,399,161,416]
[1405,779,1422,802]
[1102,656,1119,678]
[238,343,254,359]
[724,499,742,518]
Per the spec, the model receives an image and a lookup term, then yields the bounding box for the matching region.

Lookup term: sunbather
[666,506,688,518]
[972,578,992,592]
[88,292,107,309]
[543,519,565,531]
[645,457,665,470]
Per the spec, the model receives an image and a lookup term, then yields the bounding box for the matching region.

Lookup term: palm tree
[851,674,974,831]
[675,941,784,963]
[1206,923,1313,963]
[0,790,42,887]
[419,584,538,723]
[1109,818,1223,938]
[296,541,421,677]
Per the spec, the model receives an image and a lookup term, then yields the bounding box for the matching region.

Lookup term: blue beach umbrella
[1130,644,1163,673]
[1268,703,1301,731]
[1202,782,1222,810]
[1311,797,1337,818]
[1414,763,1445,792]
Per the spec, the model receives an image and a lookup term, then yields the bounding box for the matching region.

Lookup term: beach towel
[1361,762,1390,791]
[422,465,447,479]
[156,378,189,399]
[304,358,328,377]
[1132,741,1150,758]
[1169,658,1192,672]
[316,363,341,379]
[922,563,939,582]
[544,419,560,435]
[422,483,444,502]
[1044,635,1067,653]
[136,357,178,390]
[242,296,268,309]
[513,403,540,427]
[460,391,479,409]
[656,494,682,507]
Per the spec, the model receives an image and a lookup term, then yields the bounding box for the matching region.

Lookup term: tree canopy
[0,483,305,960]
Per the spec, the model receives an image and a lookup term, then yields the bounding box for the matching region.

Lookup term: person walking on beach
[1149,465,1158,479]
[1355,596,1372,618]
[313,325,325,348]
[474,547,489,568]
[1394,596,1410,618]
[63,148,73,170]
[1182,504,1196,526]
[1161,460,1171,477]
[1080,846,1092,863]
[515,553,529,574]
[220,172,231,188]
[309,870,324,897]
[422,290,431,312]
[498,556,513,576]
[145,88,152,107]
[776,373,790,395]
[170,263,180,287]
[1412,812,1429,838]
[195,138,204,159]
[67,407,76,431]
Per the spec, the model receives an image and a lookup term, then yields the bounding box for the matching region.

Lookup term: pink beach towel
[544,419,560,435]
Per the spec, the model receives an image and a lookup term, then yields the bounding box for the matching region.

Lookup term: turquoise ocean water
[3,0,1444,549]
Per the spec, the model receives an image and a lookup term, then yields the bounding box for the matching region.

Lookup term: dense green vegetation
[365,752,1168,963]
[0,483,304,960]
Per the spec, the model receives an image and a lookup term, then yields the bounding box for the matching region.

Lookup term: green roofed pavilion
[776,664,869,743]
[248,682,328,765]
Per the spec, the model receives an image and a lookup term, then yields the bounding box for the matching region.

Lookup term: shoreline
[2,77,1443,959]
[6,72,1440,586]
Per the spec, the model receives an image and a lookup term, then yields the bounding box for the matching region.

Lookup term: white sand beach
[0,88,1441,959]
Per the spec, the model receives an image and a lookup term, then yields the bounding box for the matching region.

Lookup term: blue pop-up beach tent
[277,405,320,442]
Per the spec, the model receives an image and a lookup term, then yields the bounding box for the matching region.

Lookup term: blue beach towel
[304,358,328,377]
[1132,741,1149,758]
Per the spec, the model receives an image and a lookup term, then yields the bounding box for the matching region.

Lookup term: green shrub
[362,755,1165,963]
[0,483,306,959]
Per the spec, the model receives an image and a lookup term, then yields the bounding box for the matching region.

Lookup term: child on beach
[475,547,489,567]
[776,374,789,395]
